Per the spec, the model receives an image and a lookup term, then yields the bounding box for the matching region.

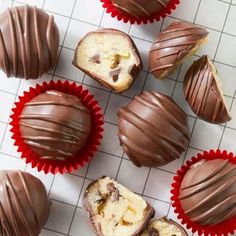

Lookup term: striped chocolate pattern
[111,0,170,18]
[183,55,231,124]
[0,5,59,79]
[118,91,190,167]
[19,91,91,161]
[149,21,209,79]
[0,170,50,236]
[180,159,236,225]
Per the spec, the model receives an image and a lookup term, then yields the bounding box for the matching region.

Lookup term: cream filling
[141,219,185,236]
[87,177,148,236]
[76,33,139,91]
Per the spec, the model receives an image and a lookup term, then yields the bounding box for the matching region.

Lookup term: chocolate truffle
[118,91,190,167]
[19,90,92,161]
[0,5,59,79]
[179,159,236,225]
[183,55,231,124]
[73,29,142,92]
[140,217,187,236]
[111,0,171,19]
[0,170,50,235]
[149,21,209,79]
[84,176,155,236]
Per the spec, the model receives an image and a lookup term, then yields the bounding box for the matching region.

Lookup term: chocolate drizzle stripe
[120,135,167,165]
[22,136,80,145]
[180,165,236,200]
[154,0,168,7]
[113,3,140,18]
[19,172,40,231]
[40,155,67,161]
[191,195,236,224]
[184,56,228,123]
[19,114,89,133]
[128,0,151,16]
[0,30,9,75]
[119,107,185,155]
[20,122,81,141]
[15,7,28,78]
[139,92,189,138]
[24,5,31,78]
[181,160,229,190]
[4,173,33,236]
[8,9,17,75]
[25,101,88,112]
[25,140,75,156]
[0,201,11,235]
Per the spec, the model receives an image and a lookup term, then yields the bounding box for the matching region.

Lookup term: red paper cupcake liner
[100,0,180,24]
[10,80,104,175]
[171,149,236,236]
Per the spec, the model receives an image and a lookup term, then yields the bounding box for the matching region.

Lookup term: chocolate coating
[117,91,190,167]
[0,5,59,79]
[0,170,50,235]
[183,55,231,124]
[111,0,171,19]
[149,21,209,79]
[19,90,92,161]
[180,159,236,225]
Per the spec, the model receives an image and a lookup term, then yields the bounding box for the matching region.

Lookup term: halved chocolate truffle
[183,55,231,124]
[111,0,171,19]
[149,21,209,79]
[73,29,142,92]
[140,217,187,236]
[117,91,190,167]
[179,159,236,225]
[84,176,155,236]
[0,170,50,235]
[19,90,92,161]
[0,5,59,79]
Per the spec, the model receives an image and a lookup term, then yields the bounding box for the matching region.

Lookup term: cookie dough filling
[84,177,154,236]
[73,29,142,92]
[141,218,187,236]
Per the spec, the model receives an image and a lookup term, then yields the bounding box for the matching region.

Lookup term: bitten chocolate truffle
[149,21,209,79]
[118,91,190,167]
[111,0,171,19]
[179,159,236,225]
[73,29,142,92]
[19,90,92,161]
[183,55,231,124]
[140,217,187,236]
[0,170,50,235]
[84,176,155,236]
[0,5,59,79]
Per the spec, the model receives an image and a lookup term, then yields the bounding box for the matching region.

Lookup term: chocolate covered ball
[111,0,171,19]
[179,159,236,225]
[149,21,208,79]
[183,55,231,124]
[0,170,50,235]
[0,5,59,79]
[19,90,92,161]
[117,91,190,167]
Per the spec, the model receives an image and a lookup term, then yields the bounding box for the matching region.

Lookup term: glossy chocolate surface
[149,21,208,79]
[0,5,59,79]
[19,90,92,161]
[111,0,171,18]
[0,170,50,235]
[180,159,236,225]
[118,91,190,167]
[183,55,231,124]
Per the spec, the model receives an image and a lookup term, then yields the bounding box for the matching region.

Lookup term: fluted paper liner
[10,80,104,175]
[171,149,236,236]
[100,0,180,24]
